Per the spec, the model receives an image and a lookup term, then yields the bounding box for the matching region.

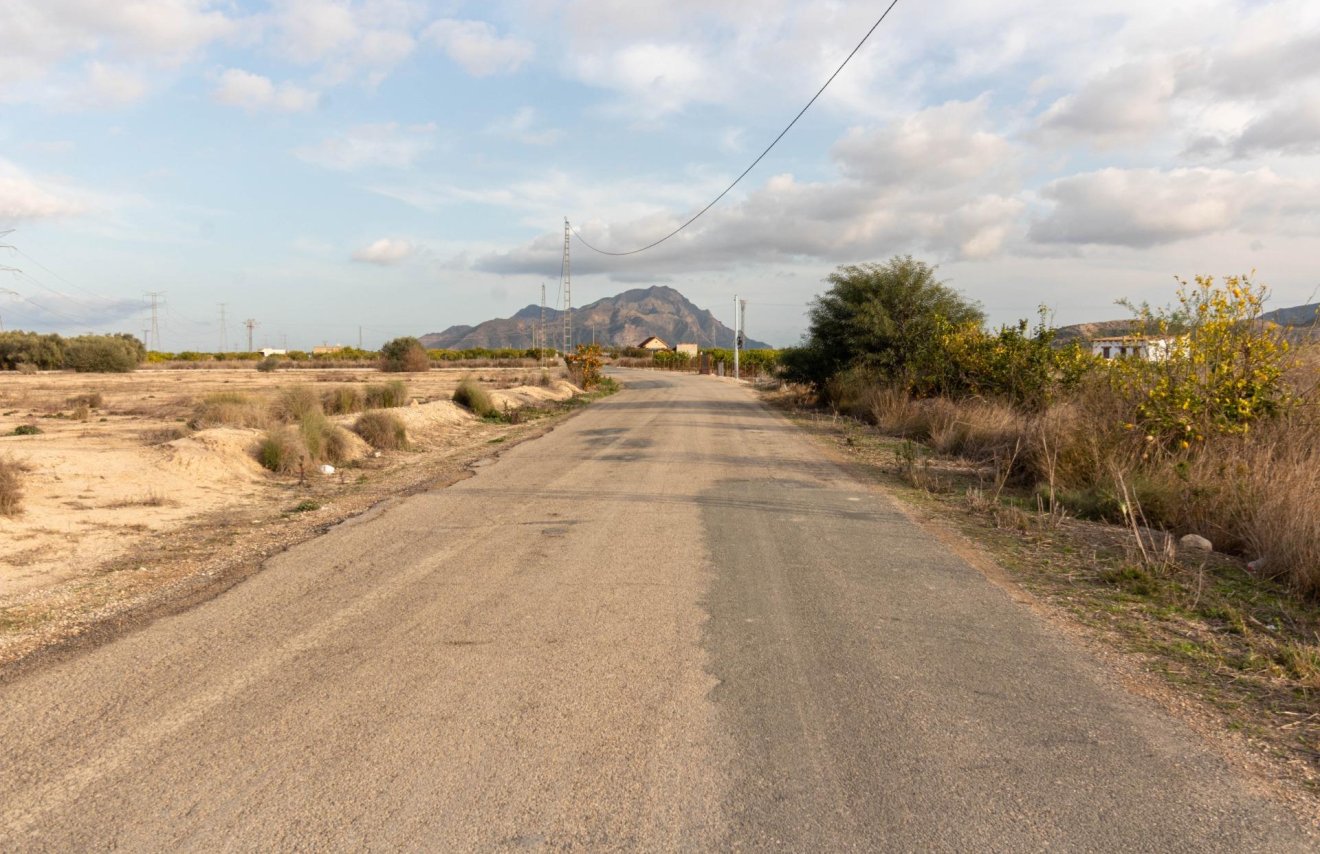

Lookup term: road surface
[0,369,1311,850]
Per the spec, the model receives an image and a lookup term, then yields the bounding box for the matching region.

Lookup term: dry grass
[354,410,408,450]
[364,381,408,409]
[298,411,353,465]
[322,386,365,415]
[256,426,305,473]
[0,455,29,516]
[452,377,496,417]
[273,385,322,422]
[189,392,271,430]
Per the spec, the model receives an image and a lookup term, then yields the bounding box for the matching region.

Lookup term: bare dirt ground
[0,366,582,671]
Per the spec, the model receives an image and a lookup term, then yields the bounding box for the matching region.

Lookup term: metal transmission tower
[244,318,258,352]
[145,291,164,351]
[540,282,547,369]
[561,217,571,353]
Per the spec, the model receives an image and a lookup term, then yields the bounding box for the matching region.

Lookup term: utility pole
[218,303,227,352]
[733,295,740,380]
[358,326,363,350]
[561,217,572,354]
[145,291,164,352]
[243,318,257,353]
[540,282,547,369]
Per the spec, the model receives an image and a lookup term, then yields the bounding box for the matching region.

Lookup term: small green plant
[353,410,408,450]
[364,380,408,409]
[0,455,28,516]
[452,377,497,417]
[290,499,321,513]
[13,424,41,436]
[322,386,365,415]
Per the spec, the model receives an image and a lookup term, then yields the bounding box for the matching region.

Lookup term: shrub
[273,386,322,422]
[0,455,27,516]
[364,380,408,409]
[13,424,41,436]
[565,344,604,389]
[452,377,496,417]
[0,331,64,370]
[354,410,408,450]
[257,426,305,473]
[256,357,280,372]
[64,335,142,373]
[73,404,91,422]
[322,386,365,415]
[15,362,38,375]
[379,337,430,372]
[190,392,271,429]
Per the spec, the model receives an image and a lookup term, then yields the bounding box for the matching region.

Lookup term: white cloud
[1037,59,1179,144]
[85,61,149,106]
[425,18,533,76]
[0,159,88,221]
[352,237,413,264]
[1029,167,1320,248]
[487,107,562,146]
[213,68,318,112]
[295,122,436,170]
[1231,96,1320,158]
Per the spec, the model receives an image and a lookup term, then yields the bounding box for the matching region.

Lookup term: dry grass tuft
[0,454,29,516]
[364,380,408,409]
[354,410,408,450]
[452,377,496,417]
[322,386,365,415]
[190,392,271,430]
[273,385,322,423]
[256,426,305,473]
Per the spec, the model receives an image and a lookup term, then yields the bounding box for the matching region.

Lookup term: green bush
[364,380,408,409]
[13,424,42,436]
[63,335,143,373]
[0,331,65,370]
[354,410,408,450]
[452,377,496,416]
[379,337,430,372]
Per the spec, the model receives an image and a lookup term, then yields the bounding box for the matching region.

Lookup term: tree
[378,336,430,372]
[782,257,984,390]
[63,335,142,373]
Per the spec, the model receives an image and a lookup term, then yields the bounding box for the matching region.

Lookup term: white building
[1090,336,1177,361]
[259,348,288,358]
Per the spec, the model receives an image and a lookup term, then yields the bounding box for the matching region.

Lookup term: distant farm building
[676,343,698,357]
[1090,336,1177,361]
[313,345,346,355]
[258,348,287,358]
[637,336,670,351]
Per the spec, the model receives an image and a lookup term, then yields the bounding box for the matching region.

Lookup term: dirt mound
[488,381,582,410]
[158,428,267,483]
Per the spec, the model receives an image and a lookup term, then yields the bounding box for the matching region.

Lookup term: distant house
[313,345,346,355]
[1090,336,1177,361]
[675,343,698,357]
[637,336,670,351]
[259,348,287,358]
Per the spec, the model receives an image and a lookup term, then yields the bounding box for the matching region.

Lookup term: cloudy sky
[2,0,1318,350]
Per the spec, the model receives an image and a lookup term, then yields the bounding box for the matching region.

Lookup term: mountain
[1054,301,1320,345]
[419,286,774,350]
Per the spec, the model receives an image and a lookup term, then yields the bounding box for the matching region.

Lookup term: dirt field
[0,366,575,599]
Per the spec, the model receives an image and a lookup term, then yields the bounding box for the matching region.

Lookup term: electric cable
[571,0,902,256]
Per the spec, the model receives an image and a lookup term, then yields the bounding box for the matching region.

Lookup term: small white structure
[259,348,287,358]
[1090,336,1176,362]
[676,342,699,357]
[637,336,670,351]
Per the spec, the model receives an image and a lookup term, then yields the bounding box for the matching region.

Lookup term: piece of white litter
[319,464,336,475]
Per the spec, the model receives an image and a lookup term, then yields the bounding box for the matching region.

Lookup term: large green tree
[782,257,984,389]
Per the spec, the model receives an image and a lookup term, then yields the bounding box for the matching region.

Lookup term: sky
[1,0,1319,350]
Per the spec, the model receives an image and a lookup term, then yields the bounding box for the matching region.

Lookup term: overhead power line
[571,0,903,257]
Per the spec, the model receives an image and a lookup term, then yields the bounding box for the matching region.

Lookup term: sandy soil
[0,367,576,598]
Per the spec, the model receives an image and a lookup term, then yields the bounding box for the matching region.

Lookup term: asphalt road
[0,369,1311,851]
